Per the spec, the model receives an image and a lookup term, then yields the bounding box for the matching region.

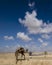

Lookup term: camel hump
[15,47,25,52]
[20,47,24,50]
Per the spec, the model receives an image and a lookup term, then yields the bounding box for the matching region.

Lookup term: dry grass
[0,53,52,65]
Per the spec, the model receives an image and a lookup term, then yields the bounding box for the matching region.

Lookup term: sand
[0,52,52,65]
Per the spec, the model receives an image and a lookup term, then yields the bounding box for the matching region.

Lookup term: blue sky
[0,0,52,52]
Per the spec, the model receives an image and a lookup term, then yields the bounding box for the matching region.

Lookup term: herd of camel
[15,47,28,64]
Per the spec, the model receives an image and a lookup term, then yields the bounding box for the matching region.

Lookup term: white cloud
[38,38,43,43]
[28,2,35,8]
[0,41,49,52]
[38,38,48,47]
[40,42,48,47]
[19,10,52,34]
[41,23,52,34]
[17,32,32,41]
[38,34,51,49]
[4,36,14,40]
[42,34,50,39]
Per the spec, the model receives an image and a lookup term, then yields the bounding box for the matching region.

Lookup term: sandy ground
[0,53,52,65]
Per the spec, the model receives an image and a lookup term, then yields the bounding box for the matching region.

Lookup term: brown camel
[15,47,25,64]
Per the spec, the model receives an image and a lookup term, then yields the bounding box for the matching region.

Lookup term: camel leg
[16,59,17,64]
[24,54,25,60]
[21,53,25,60]
[23,54,25,60]
[16,55,18,64]
[21,54,23,58]
[16,58,17,64]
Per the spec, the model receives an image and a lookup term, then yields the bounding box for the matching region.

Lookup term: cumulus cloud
[41,34,50,39]
[41,23,52,34]
[38,38,48,47]
[4,36,14,40]
[40,42,48,48]
[38,38,43,43]
[17,32,32,41]
[28,2,35,8]
[42,42,48,47]
[19,10,52,34]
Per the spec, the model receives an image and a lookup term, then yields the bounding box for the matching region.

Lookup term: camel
[15,47,25,64]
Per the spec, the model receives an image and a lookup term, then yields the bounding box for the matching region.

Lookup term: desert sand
[0,52,52,65]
